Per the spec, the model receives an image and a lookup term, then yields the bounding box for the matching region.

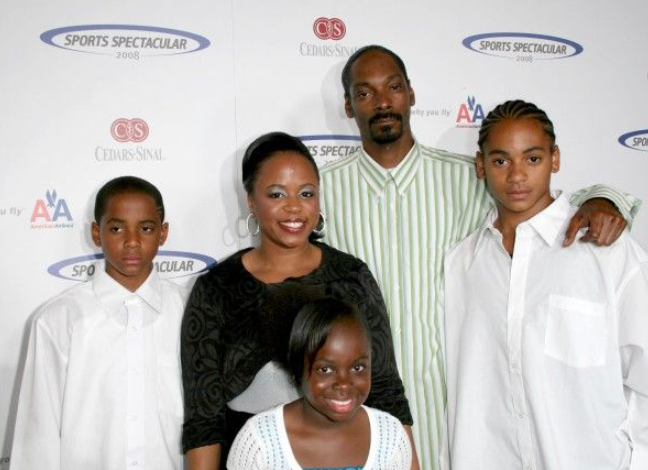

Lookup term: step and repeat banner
[1,0,647,466]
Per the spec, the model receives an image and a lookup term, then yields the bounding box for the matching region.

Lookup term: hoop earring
[313,211,326,236]
[246,213,260,236]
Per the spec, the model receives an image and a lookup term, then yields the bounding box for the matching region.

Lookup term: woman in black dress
[181,132,413,469]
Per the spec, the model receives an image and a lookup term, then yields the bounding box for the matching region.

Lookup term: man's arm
[566,185,642,246]
[11,317,67,470]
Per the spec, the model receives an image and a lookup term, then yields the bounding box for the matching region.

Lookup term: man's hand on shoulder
[564,198,627,247]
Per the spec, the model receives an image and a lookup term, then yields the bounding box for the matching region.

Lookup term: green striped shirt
[320,141,640,470]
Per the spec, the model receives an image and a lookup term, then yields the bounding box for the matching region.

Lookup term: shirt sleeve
[354,263,413,425]
[11,315,68,470]
[378,410,413,470]
[569,184,642,228]
[181,274,227,452]
[226,417,267,470]
[616,251,648,470]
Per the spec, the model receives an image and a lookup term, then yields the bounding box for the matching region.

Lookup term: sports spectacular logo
[48,251,216,281]
[40,25,210,59]
[618,129,648,152]
[462,32,584,62]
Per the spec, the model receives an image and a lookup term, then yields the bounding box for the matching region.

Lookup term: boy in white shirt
[443,100,648,470]
[11,176,186,470]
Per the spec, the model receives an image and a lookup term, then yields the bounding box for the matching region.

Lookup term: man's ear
[409,83,415,107]
[551,145,561,173]
[344,95,354,119]
[475,152,486,180]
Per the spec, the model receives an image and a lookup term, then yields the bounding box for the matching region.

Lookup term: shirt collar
[93,261,163,317]
[474,191,572,256]
[357,140,423,195]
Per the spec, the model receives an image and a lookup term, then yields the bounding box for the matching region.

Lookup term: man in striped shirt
[319,45,638,470]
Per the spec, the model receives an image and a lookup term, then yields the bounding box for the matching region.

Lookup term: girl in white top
[227,297,411,470]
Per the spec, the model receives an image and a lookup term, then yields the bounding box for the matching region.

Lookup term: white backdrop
[1,0,647,466]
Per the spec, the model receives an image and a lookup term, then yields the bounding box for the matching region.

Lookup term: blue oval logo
[48,250,217,281]
[618,129,648,152]
[462,32,583,61]
[40,25,210,57]
[299,134,361,166]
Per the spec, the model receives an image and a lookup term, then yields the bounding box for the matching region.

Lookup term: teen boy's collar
[474,191,572,256]
[93,261,163,318]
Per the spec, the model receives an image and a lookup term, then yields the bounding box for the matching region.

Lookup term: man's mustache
[369,112,403,125]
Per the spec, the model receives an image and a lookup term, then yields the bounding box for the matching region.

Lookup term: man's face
[345,50,415,146]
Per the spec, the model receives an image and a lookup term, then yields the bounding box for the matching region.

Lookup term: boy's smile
[476,117,560,228]
[92,191,168,292]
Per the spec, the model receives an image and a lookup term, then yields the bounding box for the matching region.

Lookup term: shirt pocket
[157,353,184,418]
[544,294,608,367]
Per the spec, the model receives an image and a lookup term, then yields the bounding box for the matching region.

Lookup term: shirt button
[518,412,525,419]
[129,461,139,467]
[129,415,138,421]
[130,326,137,332]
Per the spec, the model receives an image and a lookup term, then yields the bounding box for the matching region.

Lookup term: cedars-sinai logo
[111,118,149,143]
[618,130,648,152]
[313,17,346,41]
[462,32,584,62]
[40,25,210,60]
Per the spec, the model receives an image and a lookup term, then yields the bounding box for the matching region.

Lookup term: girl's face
[302,318,371,424]
[476,117,560,223]
[247,151,320,250]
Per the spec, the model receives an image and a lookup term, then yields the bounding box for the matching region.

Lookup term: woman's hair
[94,175,164,222]
[241,131,319,195]
[287,297,371,387]
[478,99,556,152]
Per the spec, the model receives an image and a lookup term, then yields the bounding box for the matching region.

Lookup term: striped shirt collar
[357,140,423,195]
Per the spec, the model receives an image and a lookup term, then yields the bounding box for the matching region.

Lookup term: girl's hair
[242,131,319,195]
[287,297,371,387]
[478,100,556,152]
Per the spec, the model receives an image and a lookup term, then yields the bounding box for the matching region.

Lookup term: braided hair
[478,100,556,152]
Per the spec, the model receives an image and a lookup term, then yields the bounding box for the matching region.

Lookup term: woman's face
[248,151,320,250]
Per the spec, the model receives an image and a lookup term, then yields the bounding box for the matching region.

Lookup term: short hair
[242,131,319,195]
[478,100,556,152]
[94,176,165,223]
[287,297,371,387]
[341,45,410,98]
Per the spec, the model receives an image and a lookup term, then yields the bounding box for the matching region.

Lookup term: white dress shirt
[11,262,186,470]
[443,193,648,470]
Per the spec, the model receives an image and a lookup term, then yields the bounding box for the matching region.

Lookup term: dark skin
[285,319,374,468]
[345,49,628,247]
[187,152,323,470]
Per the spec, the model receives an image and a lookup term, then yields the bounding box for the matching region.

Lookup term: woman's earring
[313,211,326,236]
[246,213,260,236]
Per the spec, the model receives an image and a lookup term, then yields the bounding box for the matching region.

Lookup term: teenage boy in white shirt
[443,100,648,470]
[11,176,186,470]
